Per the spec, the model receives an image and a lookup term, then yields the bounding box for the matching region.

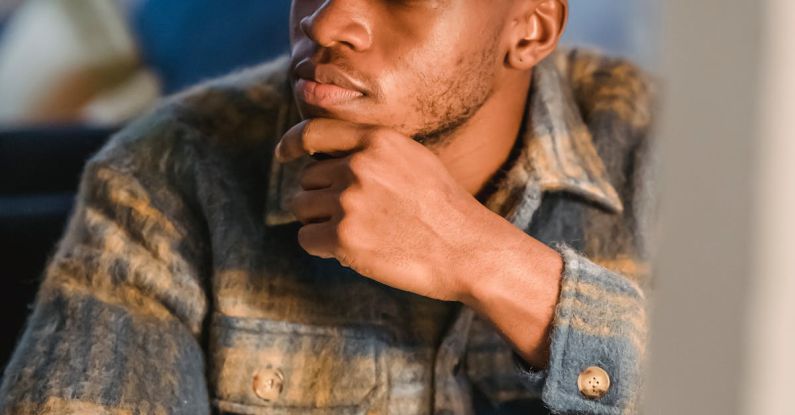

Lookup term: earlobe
[506,0,567,70]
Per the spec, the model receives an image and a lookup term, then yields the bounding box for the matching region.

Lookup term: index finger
[275,118,370,163]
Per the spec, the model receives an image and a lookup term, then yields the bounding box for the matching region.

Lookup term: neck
[430,70,532,197]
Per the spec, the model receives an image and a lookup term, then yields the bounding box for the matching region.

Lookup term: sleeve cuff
[513,242,647,414]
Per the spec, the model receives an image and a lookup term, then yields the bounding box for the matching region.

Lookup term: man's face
[289,0,515,147]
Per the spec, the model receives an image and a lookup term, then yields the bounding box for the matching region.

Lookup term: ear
[505,0,568,70]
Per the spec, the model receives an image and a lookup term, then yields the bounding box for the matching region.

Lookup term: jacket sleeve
[509,48,657,415]
[0,142,212,414]
[513,244,648,415]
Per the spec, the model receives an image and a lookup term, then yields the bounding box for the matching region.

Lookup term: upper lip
[293,59,369,96]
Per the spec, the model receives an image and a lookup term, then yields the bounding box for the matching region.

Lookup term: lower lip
[295,78,364,107]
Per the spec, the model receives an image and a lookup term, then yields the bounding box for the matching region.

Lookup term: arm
[0,53,297,414]
[486,47,654,414]
[461,52,656,414]
[461,231,648,414]
[0,131,212,414]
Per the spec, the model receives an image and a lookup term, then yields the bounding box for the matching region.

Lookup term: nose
[299,0,373,52]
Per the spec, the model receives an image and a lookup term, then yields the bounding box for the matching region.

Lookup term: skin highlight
[279,0,568,368]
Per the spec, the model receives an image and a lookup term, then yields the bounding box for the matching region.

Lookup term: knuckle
[337,188,358,213]
[334,216,356,248]
[345,169,364,189]
[336,251,352,268]
[296,225,311,249]
[300,119,317,154]
[346,151,368,175]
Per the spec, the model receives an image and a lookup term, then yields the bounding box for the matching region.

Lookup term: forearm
[456,223,649,413]
[457,212,563,368]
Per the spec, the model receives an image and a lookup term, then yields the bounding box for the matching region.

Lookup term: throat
[434,73,532,198]
[474,128,526,205]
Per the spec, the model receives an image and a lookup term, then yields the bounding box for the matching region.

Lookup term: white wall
[646,0,795,413]
[743,0,795,412]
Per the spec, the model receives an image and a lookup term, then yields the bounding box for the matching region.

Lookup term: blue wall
[129,0,291,93]
[126,0,659,93]
[562,0,659,69]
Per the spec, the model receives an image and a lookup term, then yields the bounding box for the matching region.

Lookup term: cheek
[355,12,498,134]
[371,66,438,133]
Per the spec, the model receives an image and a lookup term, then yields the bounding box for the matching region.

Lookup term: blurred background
[0,0,658,126]
[1,1,793,413]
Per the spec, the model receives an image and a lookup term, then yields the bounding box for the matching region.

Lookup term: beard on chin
[410,77,494,150]
[412,114,472,149]
[408,41,499,150]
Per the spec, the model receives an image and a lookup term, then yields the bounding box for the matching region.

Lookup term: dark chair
[0,125,116,368]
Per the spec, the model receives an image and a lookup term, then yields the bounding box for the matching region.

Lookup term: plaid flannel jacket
[0,48,656,415]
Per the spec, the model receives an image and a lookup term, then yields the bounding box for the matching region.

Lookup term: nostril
[298,10,337,49]
[299,15,314,37]
[296,4,372,52]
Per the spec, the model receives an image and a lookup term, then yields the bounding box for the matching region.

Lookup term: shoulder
[550,47,659,187]
[86,54,296,195]
[552,47,657,134]
[553,48,661,269]
[65,56,296,244]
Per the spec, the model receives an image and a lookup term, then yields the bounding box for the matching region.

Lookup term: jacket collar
[264,52,623,228]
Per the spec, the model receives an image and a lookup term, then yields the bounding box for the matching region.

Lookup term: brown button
[577,366,610,399]
[253,368,284,402]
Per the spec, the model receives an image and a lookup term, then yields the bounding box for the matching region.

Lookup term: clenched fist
[275,118,498,302]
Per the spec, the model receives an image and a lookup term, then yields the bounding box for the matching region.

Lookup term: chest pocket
[210,314,388,414]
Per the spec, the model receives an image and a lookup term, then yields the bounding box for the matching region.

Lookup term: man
[0,1,655,414]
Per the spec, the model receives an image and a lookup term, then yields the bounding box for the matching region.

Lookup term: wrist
[455,212,564,367]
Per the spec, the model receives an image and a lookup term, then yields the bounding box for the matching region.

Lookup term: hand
[274,118,497,302]
[275,118,564,366]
